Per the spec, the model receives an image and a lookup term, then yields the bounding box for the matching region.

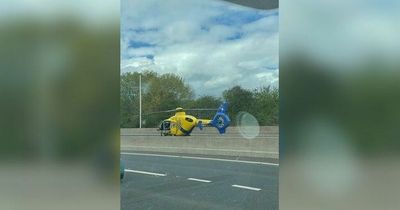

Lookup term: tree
[120,71,194,128]
[223,86,255,125]
[253,86,279,125]
[120,72,140,128]
[194,96,222,108]
[222,85,279,126]
[121,72,280,128]
[185,96,223,119]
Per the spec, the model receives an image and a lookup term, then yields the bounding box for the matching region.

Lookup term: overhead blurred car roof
[222,0,278,10]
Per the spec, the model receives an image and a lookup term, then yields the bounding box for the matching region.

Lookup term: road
[121,152,278,210]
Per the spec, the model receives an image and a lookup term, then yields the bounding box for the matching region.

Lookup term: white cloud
[121,0,279,97]
[281,0,400,69]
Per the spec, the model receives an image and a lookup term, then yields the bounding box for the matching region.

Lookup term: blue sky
[121,0,279,97]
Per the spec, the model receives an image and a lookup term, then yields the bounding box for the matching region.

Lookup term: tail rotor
[210,102,231,134]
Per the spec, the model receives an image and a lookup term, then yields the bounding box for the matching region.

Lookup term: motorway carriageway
[121,152,278,210]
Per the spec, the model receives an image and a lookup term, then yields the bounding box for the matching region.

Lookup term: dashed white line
[125,169,166,177]
[187,178,212,183]
[123,168,263,191]
[121,152,279,166]
[232,184,261,191]
[179,155,279,166]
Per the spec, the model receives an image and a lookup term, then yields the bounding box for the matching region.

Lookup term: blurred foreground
[0,1,120,210]
[280,0,400,209]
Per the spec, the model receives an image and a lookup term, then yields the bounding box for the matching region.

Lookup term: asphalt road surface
[121,152,278,210]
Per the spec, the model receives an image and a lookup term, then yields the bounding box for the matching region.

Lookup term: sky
[281,0,400,70]
[121,0,279,97]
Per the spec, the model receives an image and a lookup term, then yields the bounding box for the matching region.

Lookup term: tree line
[120,71,279,128]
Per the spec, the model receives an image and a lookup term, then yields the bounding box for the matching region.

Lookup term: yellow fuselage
[167,111,211,136]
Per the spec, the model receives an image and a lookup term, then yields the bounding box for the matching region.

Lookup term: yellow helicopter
[157,102,230,136]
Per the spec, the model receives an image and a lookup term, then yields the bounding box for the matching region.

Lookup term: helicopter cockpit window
[160,121,171,130]
[163,121,171,129]
[185,117,193,122]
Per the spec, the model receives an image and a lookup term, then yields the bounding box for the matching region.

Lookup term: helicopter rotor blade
[145,108,218,114]
[130,110,175,117]
[131,108,218,117]
[143,110,176,115]
[184,108,218,111]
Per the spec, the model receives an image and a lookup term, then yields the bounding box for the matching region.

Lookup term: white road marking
[121,152,180,158]
[232,185,261,191]
[121,152,279,166]
[124,169,166,177]
[187,178,212,183]
[122,146,279,155]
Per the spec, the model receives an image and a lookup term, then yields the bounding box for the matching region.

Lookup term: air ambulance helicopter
[157,102,230,136]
